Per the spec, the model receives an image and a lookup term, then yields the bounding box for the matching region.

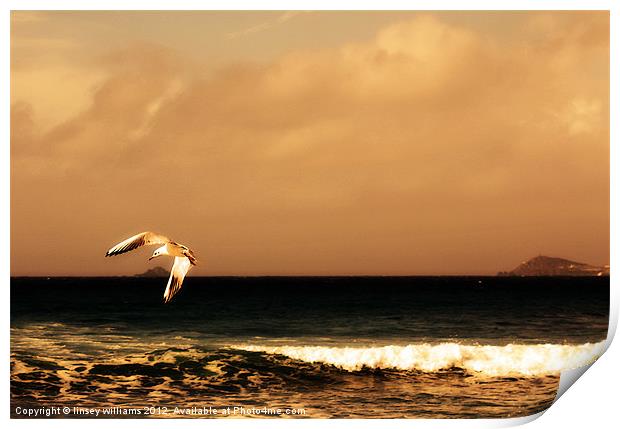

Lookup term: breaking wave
[232,341,606,376]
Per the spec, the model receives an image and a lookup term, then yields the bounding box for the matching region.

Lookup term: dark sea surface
[11,276,609,418]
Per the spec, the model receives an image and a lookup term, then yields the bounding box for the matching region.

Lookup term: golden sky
[11,11,609,276]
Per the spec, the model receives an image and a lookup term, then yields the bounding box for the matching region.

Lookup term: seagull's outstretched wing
[163,257,192,303]
[105,231,170,257]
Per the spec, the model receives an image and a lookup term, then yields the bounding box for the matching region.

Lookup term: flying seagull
[105,232,198,303]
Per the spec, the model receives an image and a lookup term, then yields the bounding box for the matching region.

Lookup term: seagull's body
[105,232,197,303]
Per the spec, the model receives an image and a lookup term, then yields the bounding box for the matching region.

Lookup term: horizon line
[9,274,609,278]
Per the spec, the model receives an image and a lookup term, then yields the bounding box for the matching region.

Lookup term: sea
[10,276,609,419]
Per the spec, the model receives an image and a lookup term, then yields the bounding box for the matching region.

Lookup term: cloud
[225,11,310,39]
[11,13,609,275]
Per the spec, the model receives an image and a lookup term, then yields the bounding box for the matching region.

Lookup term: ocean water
[11,276,609,418]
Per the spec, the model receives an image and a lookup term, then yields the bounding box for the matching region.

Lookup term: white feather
[105,231,170,257]
[163,257,193,303]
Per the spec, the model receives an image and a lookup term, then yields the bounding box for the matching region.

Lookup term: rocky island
[498,255,609,276]
[135,266,169,277]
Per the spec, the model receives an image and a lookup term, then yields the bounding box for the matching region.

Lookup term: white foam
[232,341,606,376]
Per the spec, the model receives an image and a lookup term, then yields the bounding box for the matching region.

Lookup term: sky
[10,11,609,276]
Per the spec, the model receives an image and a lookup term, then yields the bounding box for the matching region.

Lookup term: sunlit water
[11,276,609,418]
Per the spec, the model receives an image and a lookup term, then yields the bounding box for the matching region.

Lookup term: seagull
[105,232,198,303]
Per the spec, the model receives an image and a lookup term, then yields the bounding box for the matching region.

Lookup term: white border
[1,0,617,10]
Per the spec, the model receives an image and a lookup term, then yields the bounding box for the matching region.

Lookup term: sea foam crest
[233,341,606,376]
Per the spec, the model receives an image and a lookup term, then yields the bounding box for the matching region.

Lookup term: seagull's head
[149,250,162,261]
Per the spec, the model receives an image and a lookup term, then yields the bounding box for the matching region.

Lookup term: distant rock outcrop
[498,256,609,277]
[135,266,169,277]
